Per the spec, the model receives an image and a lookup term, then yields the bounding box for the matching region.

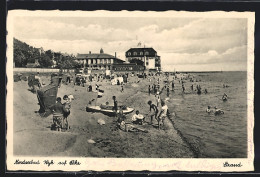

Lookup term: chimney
[89,51,91,54]
[115,52,117,58]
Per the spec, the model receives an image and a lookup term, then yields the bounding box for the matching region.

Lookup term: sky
[13,16,248,71]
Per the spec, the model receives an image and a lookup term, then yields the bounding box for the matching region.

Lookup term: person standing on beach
[157,101,168,130]
[148,85,151,95]
[155,93,161,107]
[171,81,175,91]
[121,85,124,92]
[117,108,126,130]
[34,72,42,88]
[148,101,158,124]
[197,85,201,95]
[154,84,157,94]
[112,96,118,116]
[62,95,71,130]
[49,97,64,131]
[157,83,160,91]
[182,83,185,93]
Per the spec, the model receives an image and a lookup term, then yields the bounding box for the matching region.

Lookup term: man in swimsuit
[148,100,159,124]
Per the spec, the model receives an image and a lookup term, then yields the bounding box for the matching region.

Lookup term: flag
[97,89,104,98]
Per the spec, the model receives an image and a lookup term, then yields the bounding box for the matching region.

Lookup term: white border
[6,10,255,172]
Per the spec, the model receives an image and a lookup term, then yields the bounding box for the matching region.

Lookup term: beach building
[125,47,161,71]
[26,58,40,68]
[112,63,145,72]
[75,48,125,71]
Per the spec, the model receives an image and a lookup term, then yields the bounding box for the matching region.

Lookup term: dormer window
[140,52,143,56]
[145,52,149,55]
[128,52,131,56]
[133,52,137,56]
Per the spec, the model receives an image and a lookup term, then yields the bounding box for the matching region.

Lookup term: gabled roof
[126,47,157,53]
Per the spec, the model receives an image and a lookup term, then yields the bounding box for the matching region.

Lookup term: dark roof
[113,63,138,66]
[126,47,157,53]
[77,53,115,59]
[76,53,125,62]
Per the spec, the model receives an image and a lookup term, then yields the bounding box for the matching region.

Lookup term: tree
[38,55,53,68]
[14,49,26,67]
[45,50,53,59]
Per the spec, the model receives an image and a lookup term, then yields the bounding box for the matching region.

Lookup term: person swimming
[222,93,228,101]
[206,106,212,114]
[214,107,224,115]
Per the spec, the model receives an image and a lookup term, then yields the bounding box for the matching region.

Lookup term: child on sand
[132,110,145,125]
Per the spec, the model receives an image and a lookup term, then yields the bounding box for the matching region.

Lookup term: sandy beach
[13,73,195,158]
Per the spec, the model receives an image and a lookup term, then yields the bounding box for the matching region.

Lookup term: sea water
[166,71,247,158]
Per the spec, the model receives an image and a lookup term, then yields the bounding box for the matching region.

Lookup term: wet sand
[13,74,195,158]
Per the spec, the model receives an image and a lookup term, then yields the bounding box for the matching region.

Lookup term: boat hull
[86,105,134,116]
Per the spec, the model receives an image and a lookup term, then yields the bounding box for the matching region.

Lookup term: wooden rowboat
[86,105,134,115]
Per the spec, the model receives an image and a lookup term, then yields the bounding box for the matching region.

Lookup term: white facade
[146,57,155,69]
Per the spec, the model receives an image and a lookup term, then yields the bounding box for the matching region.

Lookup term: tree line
[13,38,81,69]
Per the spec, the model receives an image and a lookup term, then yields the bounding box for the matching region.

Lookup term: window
[145,52,149,55]
[134,52,137,56]
[128,52,131,56]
